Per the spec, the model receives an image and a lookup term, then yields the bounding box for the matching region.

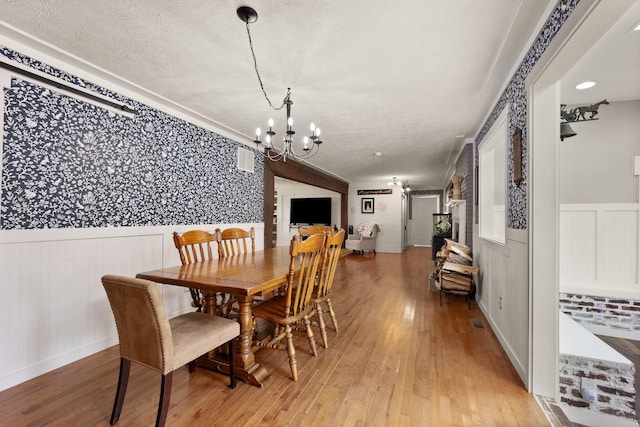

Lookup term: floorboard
[0,246,551,426]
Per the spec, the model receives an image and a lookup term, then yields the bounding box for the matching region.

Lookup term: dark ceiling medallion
[237,6,258,24]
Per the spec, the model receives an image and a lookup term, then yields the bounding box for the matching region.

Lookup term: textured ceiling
[0,1,557,188]
[560,1,640,106]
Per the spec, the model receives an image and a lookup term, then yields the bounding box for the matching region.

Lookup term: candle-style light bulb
[265,134,272,148]
[316,128,321,137]
[268,118,274,128]
[287,117,293,128]
[310,122,316,133]
[303,136,309,149]
[256,128,261,137]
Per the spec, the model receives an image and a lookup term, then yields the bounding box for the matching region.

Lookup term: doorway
[408,195,439,246]
[263,158,349,248]
[274,177,341,246]
[527,0,636,398]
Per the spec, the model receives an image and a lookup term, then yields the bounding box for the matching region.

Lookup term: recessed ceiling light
[575,81,596,90]
[373,152,383,157]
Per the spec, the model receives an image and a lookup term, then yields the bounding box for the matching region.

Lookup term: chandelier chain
[244,22,286,111]
[237,6,322,163]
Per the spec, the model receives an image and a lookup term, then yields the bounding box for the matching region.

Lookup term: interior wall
[0,48,264,230]
[263,158,349,248]
[348,180,404,253]
[0,222,265,392]
[0,45,264,391]
[559,100,640,203]
[274,178,341,246]
[472,0,583,394]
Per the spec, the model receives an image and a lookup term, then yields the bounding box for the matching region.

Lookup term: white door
[408,196,438,246]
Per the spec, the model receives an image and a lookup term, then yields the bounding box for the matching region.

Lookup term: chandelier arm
[244,22,286,111]
[287,142,320,159]
[264,149,285,162]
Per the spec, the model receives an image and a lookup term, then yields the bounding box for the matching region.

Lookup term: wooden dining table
[136,246,294,387]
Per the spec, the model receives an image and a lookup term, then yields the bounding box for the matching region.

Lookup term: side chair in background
[216,227,255,258]
[298,225,333,240]
[172,229,218,312]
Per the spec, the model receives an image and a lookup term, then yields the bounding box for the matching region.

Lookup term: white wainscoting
[560,204,640,298]
[474,228,529,386]
[0,223,264,392]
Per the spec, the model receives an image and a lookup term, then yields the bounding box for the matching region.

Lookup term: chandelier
[387,177,411,192]
[237,6,323,162]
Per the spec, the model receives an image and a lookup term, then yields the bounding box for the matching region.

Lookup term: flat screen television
[290,197,332,225]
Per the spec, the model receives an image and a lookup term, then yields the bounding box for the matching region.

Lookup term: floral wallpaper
[1,48,263,229]
[475,0,581,229]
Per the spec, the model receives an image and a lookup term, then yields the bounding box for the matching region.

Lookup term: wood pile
[432,239,478,295]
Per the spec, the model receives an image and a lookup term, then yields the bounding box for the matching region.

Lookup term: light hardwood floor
[0,246,550,426]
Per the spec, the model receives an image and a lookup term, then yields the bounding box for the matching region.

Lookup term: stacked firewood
[432,239,477,295]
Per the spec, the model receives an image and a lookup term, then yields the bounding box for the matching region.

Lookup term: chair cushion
[169,312,239,371]
[344,239,359,250]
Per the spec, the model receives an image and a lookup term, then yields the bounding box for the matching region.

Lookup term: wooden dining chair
[215,227,256,310]
[216,227,255,258]
[311,229,345,348]
[298,225,332,241]
[101,275,239,427]
[251,233,326,381]
[172,230,218,312]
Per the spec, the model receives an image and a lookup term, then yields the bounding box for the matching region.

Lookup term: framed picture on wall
[512,127,523,186]
[361,197,374,213]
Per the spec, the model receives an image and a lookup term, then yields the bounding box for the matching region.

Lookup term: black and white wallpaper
[1,47,263,230]
[475,0,580,229]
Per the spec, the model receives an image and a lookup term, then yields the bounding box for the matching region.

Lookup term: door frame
[408,194,440,246]
[526,0,635,396]
[264,159,349,248]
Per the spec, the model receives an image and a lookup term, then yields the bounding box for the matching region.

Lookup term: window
[479,109,507,244]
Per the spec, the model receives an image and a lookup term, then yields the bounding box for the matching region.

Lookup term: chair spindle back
[286,233,326,318]
[317,229,345,299]
[173,230,217,265]
[217,227,255,257]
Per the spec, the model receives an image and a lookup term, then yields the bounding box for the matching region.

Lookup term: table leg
[196,293,270,387]
[202,291,217,316]
[235,295,255,367]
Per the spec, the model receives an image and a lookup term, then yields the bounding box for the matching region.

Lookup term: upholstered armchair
[345,222,380,255]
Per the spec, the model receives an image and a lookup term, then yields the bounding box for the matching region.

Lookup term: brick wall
[560,293,640,335]
[559,354,636,420]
